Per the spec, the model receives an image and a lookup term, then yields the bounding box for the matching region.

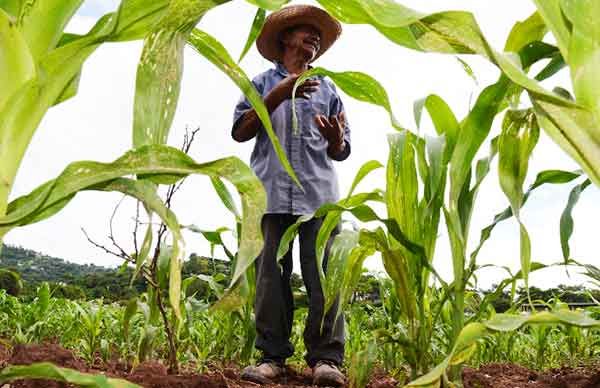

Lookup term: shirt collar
[274,61,289,76]
[273,61,318,78]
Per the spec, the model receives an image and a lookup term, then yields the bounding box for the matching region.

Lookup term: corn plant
[76,301,105,364]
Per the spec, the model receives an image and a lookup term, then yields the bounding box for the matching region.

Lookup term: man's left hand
[315,112,346,156]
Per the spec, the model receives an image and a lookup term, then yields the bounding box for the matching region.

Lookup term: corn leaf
[413,94,459,162]
[210,176,241,221]
[498,109,539,292]
[187,28,300,187]
[244,0,289,11]
[559,179,591,262]
[563,0,600,117]
[0,1,178,214]
[238,7,265,63]
[0,362,140,388]
[123,297,138,343]
[0,9,35,113]
[0,145,266,319]
[133,216,153,283]
[531,0,571,59]
[13,0,84,60]
[315,0,600,187]
[324,230,375,319]
[0,0,21,16]
[504,12,547,53]
[470,169,583,263]
[184,225,235,260]
[132,0,229,148]
[110,0,169,42]
[316,0,421,28]
[345,160,383,200]
[276,191,385,261]
[449,81,508,209]
[407,311,600,387]
[294,67,403,132]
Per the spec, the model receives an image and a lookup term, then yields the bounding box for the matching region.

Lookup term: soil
[463,363,600,388]
[0,342,396,388]
[1,343,598,388]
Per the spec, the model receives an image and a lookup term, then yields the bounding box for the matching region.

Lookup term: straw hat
[256,5,342,63]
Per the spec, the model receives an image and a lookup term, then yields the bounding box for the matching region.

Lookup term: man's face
[281,25,322,61]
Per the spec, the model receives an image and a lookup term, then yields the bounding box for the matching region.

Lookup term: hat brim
[257,5,342,63]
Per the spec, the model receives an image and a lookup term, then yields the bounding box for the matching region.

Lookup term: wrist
[328,138,345,155]
[264,90,285,112]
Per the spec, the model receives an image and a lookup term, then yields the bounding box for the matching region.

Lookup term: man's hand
[315,112,346,156]
[233,74,320,143]
[269,74,320,104]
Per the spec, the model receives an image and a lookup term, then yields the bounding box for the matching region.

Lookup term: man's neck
[282,51,310,74]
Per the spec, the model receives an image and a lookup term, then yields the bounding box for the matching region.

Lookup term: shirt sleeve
[232,75,264,138]
[328,82,351,161]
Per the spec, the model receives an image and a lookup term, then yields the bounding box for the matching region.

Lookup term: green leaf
[407,310,600,386]
[133,218,153,284]
[531,97,600,186]
[184,225,235,260]
[293,67,403,133]
[276,191,384,261]
[0,362,141,387]
[132,0,228,148]
[532,0,571,59]
[157,244,173,290]
[0,8,35,113]
[455,57,478,85]
[470,169,582,262]
[0,145,266,319]
[344,160,383,200]
[449,80,508,209]
[504,12,547,53]
[123,297,138,343]
[314,0,600,188]
[187,28,301,187]
[52,71,81,106]
[0,1,175,217]
[413,94,459,162]
[244,0,289,11]
[13,0,84,60]
[316,0,421,28]
[210,177,241,220]
[110,0,169,42]
[238,7,265,62]
[323,230,374,319]
[563,0,600,117]
[137,325,158,364]
[192,274,225,299]
[498,109,540,291]
[559,179,591,261]
[0,0,22,17]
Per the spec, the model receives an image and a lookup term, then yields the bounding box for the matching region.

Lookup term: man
[232,5,350,387]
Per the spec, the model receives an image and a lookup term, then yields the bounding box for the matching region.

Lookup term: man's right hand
[269,74,320,104]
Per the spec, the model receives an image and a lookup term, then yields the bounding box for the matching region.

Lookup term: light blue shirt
[233,62,351,215]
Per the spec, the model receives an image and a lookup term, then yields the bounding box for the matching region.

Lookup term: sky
[4,0,599,290]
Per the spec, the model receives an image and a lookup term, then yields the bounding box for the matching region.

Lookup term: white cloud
[4,1,599,290]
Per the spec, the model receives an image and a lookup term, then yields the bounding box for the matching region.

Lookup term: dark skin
[232,24,346,158]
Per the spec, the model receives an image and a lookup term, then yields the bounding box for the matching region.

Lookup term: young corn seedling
[75,302,105,365]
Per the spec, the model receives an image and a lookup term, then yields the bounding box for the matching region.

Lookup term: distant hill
[0,244,233,301]
[0,245,112,284]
